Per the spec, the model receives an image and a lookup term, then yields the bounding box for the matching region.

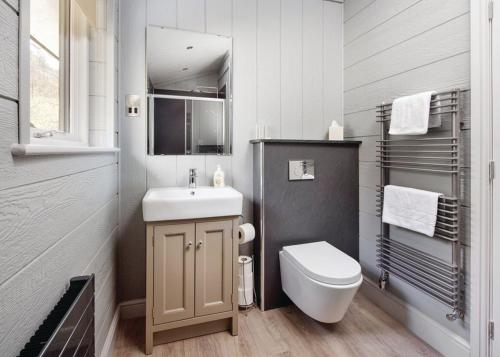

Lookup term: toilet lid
[282,241,362,285]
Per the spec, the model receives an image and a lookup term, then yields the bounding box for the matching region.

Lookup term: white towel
[382,185,442,237]
[389,91,438,135]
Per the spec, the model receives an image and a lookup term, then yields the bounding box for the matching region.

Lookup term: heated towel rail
[375,89,465,320]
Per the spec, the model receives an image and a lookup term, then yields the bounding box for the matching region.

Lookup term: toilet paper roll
[238,287,254,306]
[238,273,254,290]
[238,255,252,264]
[238,256,253,276]
[238,223,255,245]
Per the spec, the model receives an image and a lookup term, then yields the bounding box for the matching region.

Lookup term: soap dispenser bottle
[213,165,225,187]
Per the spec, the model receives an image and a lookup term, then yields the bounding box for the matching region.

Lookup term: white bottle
[213,165,225,187]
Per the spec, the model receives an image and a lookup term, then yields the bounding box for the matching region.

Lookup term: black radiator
[17,275,95,357]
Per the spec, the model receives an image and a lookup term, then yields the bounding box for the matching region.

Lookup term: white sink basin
[142,186,243,222]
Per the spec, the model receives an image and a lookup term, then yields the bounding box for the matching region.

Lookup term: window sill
[11,143,120,156]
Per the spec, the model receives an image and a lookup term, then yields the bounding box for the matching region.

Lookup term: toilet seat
[282,241,361,285]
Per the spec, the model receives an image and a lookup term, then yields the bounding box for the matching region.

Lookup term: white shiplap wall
[119,0,343,301]
[343,0,470,341]
[0,0,120,356]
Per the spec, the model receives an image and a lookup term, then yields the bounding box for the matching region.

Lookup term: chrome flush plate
[289,160,315,181]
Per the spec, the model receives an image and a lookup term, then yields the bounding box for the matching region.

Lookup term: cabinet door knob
[197,241,203,248]
[186,241,193,248]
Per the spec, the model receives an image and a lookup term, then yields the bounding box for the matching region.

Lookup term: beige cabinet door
[153,223,195,324]
[195,220,233,316]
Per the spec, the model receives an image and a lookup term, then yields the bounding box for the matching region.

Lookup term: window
[29,0,65,133]
[17,0,118,153]
[29,0,81,141]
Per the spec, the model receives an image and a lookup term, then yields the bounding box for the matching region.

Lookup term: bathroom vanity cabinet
[145,217,239,354]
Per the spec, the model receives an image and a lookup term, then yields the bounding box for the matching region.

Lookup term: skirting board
[100,305,120,357]
[120,298,146,319]
[99,299,145,357]
[361,277,470,357]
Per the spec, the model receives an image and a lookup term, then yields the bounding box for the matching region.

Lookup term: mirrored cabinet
[146,26,233,155]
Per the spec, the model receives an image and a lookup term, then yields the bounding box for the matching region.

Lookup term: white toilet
[279,241,362,323]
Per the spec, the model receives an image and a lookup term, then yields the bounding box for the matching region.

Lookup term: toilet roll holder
[238,254,257,310]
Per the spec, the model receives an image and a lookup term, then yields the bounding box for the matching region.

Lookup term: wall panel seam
[175,0,179,28]
[230,0,234,35]
[82,225,118,278]
[343,0,375,23]
[0,162,118,193]
[344,0,424,46]
[0,195,119,289]
[1,0,18,15]
[279,0,283,137]
[204,0,207,33]
[255,0,259,139]
[94,256,116,305]
[320,1,324,137]
[344,50,470,93]
[93,262,117,339]
[0,93,18,103]
[322,0,325,135]
[344,12,470,70]
[300,0,304,139]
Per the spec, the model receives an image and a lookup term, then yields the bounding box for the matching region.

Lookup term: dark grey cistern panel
[252,139,361,311]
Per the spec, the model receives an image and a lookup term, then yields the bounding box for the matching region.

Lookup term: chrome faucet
[188,168,197,188]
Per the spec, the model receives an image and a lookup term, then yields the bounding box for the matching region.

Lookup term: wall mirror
[146,26,232,155]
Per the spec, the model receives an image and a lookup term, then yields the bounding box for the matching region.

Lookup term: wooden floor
[112,293,440,357]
